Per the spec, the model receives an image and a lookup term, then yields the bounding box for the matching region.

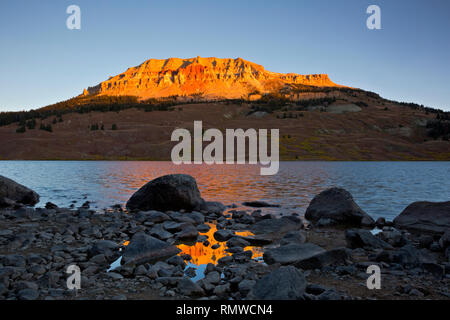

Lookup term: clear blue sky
[1,0,449,111]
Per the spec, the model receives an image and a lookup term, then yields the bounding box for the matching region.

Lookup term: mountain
[83,56,341,100]
[1,57,449,161]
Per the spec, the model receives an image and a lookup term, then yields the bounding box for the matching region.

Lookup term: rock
[17,288,39,300]
[227,237,251,248]
[126,174,204,212]
[88,240,118,259]
[205,270,221,285]
[121,232,181,266]
[4,254,26,267]
[167,255,186,268]
[430,242,441,252]
[107,272,124,280]
[295,247,352,270]
[214,229,235,242]
[439,231,450,249]
[250,216,303,237]
[238,279,256,294]
[377,228,408,247]
[248,266,306,300]
[111,294,127,300]
[15,281,38,291]
[305,188,375,227]
[135,211,171,223]
[183,211,205,225]
[306,284,327,295]
[375,244,423,266]
[213,283,230,298]
[177,277,205,297]
[45,202,58,209]
[236,235,273,246]
[345,229,392,249]
[418,235,434,249]
[0,175,40,207]
[375,217,386,228]
[199,201,226,214]
[197,224,211,233]
[242,201,280,208]
[89,254,107,265]
[217,256,233,265]
[280,231,306,245]
[175,224,199,241]
[393,201,450,234]
[421,263,445,280]
[317,289,344,300]
[149,224,173,241]
[263,243,325,265]
[185,267,196,278]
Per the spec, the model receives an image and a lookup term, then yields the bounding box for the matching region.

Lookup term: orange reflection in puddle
[176,223,263,266]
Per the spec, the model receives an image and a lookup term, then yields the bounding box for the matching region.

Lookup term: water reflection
[176,223,264,280]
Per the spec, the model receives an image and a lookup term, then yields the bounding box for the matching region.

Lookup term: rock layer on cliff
[84,56,340,100]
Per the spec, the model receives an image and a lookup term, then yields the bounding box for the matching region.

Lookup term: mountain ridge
[83,56,342,100]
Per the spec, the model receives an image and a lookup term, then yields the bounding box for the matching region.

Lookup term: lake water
[0,161,449,222]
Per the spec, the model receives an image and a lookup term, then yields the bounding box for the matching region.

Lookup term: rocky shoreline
[0,174,449,300]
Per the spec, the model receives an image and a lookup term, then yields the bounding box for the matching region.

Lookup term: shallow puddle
[107,222,265,279]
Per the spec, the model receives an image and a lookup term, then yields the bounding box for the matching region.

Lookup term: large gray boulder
[305,188,374,227]
[295,247,352,270]
[249,216,304,238]
[263,243,325,265]
[248,266,306,300]
[121,232,181,266]
[393,201,450,234]
[0,175,39,207]
[126,174,204,212]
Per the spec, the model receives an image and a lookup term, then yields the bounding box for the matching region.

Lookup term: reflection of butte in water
[176,223,263,266]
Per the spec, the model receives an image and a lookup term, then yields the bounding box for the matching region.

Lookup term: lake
[0,161,449,222]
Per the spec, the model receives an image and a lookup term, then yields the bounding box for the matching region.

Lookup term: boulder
[345,229,392,250]
[440,231,450,249]
[376,227,408,247]
[305,188,374,227]
[126,174,204,212]
[375,244,431,266]
[134,211,171,223]
[213,229,235,242]
[393,201,450,234]
[88,240,119,259]
[248,266,306,300]
[249,216,303,237]
[263,243,325,265]
[227,237,251,248]
[177,277,205,297]
[121,232,180,266]
[0,175,39,207]
[199,201,226,214]
[242,201,280,208]
[280,231,306,245]
[175,224,199,241]
[294,247,352,270]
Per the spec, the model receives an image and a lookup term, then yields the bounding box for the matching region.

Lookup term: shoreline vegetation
[0,174,449,300]
[1,86,449,129]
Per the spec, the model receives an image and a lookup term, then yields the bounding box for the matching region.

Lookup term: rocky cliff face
[84,57,340,100]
